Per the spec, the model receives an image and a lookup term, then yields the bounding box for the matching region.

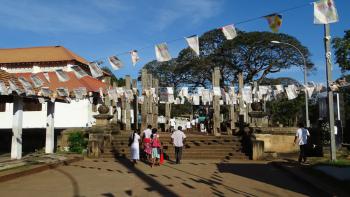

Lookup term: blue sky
[0,0,349,84]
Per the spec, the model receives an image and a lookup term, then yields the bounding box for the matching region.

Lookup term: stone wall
[255,133,298,153]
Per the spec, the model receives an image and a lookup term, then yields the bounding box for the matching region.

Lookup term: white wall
[0,99,98,129]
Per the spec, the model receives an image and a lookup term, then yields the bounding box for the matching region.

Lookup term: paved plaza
[0,158,321,197]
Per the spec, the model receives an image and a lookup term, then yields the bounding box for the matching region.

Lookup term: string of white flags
[93,0,339,70]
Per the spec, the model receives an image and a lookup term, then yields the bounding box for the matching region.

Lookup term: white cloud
[151,0,223,30]
[0,0,127,34]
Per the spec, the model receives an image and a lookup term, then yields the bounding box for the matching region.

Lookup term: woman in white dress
[130,130,141,164]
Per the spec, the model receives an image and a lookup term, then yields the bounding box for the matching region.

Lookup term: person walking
[142,125,153,163]
[171,126,186,164]
[150,128,161,167]
[294,122,310,163]
[129,130,141,165]
[186,119,192,132]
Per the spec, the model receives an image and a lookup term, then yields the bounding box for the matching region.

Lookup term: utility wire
[94,2,313,63]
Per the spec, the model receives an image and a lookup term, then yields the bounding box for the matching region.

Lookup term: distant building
[0,46,108,129]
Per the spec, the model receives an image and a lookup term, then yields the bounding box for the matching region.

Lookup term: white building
[0,46,108,129]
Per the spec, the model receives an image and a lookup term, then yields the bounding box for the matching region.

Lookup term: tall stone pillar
[212,67,221,136]
[125,75,131,131]
[45,101,55,153]
[11,96,23,160]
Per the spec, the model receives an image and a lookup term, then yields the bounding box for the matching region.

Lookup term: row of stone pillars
[10,96,55,160]
[107,67,248,135]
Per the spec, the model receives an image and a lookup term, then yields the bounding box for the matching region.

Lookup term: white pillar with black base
[45,101,55,154]
[11,96,23,160]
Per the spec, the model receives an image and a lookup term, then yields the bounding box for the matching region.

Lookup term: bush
[68,132,87,153]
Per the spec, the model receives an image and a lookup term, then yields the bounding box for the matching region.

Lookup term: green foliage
[333,30,350,72]
[266,94,305,126]
[68,132,87,153]
[142,29,314,88]
[101,67,125,86]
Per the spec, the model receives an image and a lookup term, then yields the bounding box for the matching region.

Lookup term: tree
[333,30,350,72]
[177,29,314,86]
[101,67,125,86]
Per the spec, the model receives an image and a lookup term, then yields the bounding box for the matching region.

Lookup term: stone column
[125,75,131,131]
[152,78,159,129]
[238,72,246,122]
[212,67,221,136]
[45,101,55,153]
[141,69,148,131]
[165,103,171,132]
[132,79,139,130]
[11,96,23,160]
[147,73,153,127]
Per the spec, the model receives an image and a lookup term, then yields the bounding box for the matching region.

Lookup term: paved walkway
[0,158,321,197]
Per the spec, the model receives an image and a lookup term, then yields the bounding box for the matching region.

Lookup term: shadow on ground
[216,162,323,197]
[114,158,179,197]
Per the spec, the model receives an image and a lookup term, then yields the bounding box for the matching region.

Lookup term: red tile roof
[0,46,90,65]
[15,72,107,93]
[0,69,25,90]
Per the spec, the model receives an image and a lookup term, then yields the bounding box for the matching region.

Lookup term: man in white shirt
[294,122,310,163]
[171,126,186,164]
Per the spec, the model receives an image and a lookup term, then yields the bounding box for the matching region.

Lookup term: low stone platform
[0,153,82,182]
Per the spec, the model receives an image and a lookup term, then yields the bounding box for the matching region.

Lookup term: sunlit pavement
[0,158,321,197]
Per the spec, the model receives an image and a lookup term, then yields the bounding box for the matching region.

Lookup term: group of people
[129,125,186,167]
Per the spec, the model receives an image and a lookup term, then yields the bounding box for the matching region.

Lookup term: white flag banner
[41,87,52,97]
[43,72,50,82]
[155,43,172,62]
[242,86,253,104]
[8,80,21,94]
[88,62,104,78]
[192,94,200,105]
[167,87,174,95]
[130,50,140,66]
[314,0,339,24]
[305,86,315,99]
[286,85,298,100]
[71,65,88,79]
[18,77,33,89]
[109,56,123,70]
[222,24,237,40]
[0,81,8,95]
[275,85,284,94]
[179,87,189,98]
[56,87,69,97]
[185,35,200,56]
[31,74,44,88]
[74,88,84,100]
[55,69,70,82]
[213,87,221,96]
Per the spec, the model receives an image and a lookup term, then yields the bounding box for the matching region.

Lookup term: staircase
[102,133,250,160]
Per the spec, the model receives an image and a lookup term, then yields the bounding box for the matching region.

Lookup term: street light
[271,40,310,128]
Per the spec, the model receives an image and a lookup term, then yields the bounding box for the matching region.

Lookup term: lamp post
[271,41,310,128]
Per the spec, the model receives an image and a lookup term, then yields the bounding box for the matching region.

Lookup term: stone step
[101,152,249,160]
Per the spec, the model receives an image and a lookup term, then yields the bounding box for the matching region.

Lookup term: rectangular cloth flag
[109,56,123,70]
[89,62,104,78]
[314,0,339,24]
[0,81,8,95]
[221,24,237,40]
[71,65,88,79]
[18,77,33,89]
[130,50,140,66]
[56,87,69,97]
[55,69,70,82]
[43,72,50,82]
[155,43,172,62]
[185,35,200,56]
[265,14,282,33]
[8,80,21,94]
[31,74,44,88]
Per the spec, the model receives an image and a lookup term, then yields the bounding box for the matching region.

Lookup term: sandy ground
[0,158,321,197]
